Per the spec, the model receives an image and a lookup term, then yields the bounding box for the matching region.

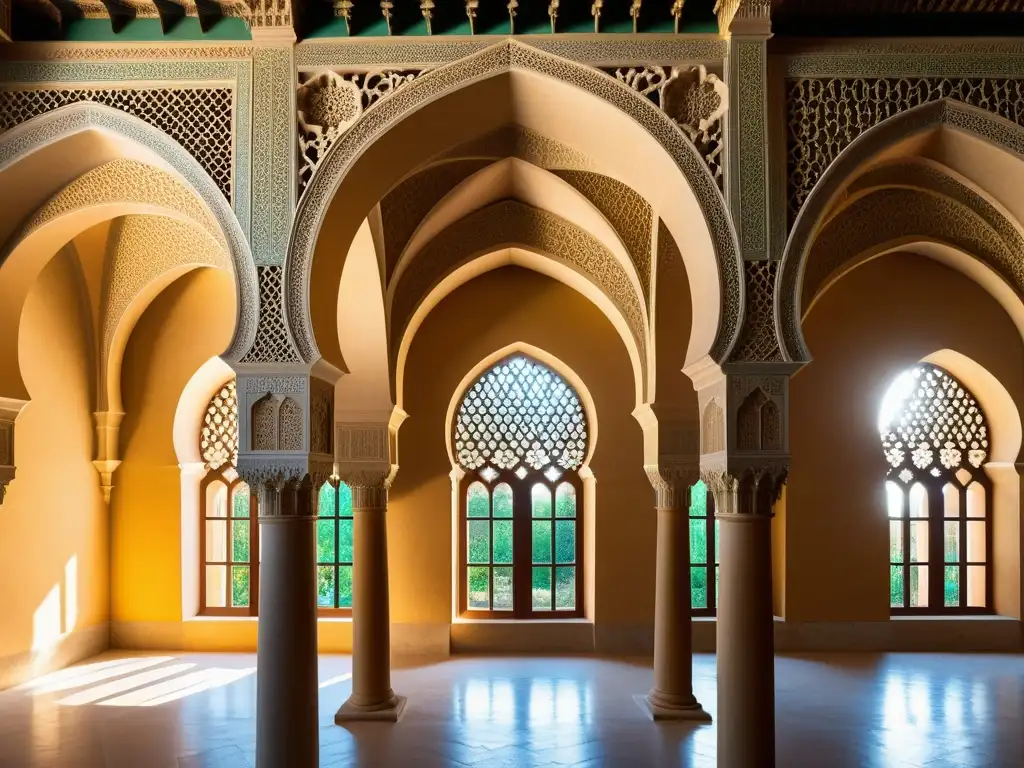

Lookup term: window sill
[890,614,1014,621]
[453,617,592,625]
[184,616,353,623]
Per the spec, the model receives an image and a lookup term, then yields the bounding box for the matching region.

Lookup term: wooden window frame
[458,467,584,620]
[889,474,993,616]
[199,470,259,617]
[690,488,719,618]
[316,479,354,618]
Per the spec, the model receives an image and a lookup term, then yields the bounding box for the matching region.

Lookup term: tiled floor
[0,651,1022,767]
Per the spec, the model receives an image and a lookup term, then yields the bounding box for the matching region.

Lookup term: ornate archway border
[286,39,742,366]
[0,102,258,361]
[778,99,1024,363]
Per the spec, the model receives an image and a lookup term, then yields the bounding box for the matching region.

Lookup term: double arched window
[880,364,992,614]
[197,378,353,617]
[454,356,588,619]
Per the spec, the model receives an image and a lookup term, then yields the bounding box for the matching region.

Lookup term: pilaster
[92,411,124,503]
[0,397,27,504]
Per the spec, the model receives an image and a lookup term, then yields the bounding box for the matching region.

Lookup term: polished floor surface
[0,651,1021,767]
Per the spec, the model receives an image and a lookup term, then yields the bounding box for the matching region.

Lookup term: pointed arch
[286,39,741,377]
[779,99,1024,363]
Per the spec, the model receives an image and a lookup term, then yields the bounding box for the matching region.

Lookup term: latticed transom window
[879,364,992,614]
[454,356,587,618]
[689,481,719,616]
[199,381,259,616]
[317,481,354,616]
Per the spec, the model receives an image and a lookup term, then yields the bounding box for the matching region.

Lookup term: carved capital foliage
[645,464,700,510]
[336,421,398,504]
[716,0,771,36]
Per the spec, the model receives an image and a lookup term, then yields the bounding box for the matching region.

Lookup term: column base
[633,694,712,723]
[335,694,407,723]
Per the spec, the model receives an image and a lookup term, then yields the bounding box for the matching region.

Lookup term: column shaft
[336,486,406,721]
[717,511,775,768]
[256,486,318,768]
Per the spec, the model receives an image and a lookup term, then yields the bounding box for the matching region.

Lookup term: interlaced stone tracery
[201,380,239,471]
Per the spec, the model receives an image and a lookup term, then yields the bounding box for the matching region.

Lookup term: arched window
[689,480,719,615]
[880,364,992,614]
[316,480,354,616]
[454,356,588,619]
[199,381,259,616]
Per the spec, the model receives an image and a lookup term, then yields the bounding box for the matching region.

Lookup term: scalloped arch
[0,102,257,362]
[286,39,741,371]
[779,98,1024,363]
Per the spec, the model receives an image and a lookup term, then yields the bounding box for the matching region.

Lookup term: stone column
[335,476,406,721]
[711,472,777,768]
[254,476,319,768]
[636,468,710,721]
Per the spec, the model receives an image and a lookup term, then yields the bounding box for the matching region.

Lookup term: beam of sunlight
[879,370,917,435]
[318,673,352,690]
[64,556,78,633]
[58,663,196,706]
[139,667,255,707]
[31,585,61,652]
[31,656,174,695]
[18,658,142,692]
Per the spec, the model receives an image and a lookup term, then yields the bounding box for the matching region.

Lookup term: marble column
[255,478,319,768]
[714,475,776,768]
[636,471,710,721]
[335,478,406,721]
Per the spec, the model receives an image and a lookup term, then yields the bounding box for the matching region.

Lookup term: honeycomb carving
[454,355,588,471]
[0,87,234,200]
[609,64,727,187]
[297,69,428,193]
[201,380,238,471]
[786,77,1024,227]
[731,260,782,362]
[241,266,301,364]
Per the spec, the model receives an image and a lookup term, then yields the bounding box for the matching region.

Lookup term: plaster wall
[0,248,109,689]
[393,266,659,653]
[786,253,1024,641]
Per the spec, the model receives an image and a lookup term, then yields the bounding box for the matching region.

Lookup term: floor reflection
[1,652,1021,767]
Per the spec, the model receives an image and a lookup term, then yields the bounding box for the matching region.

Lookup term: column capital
[0,397,28,505]
[335,412,404,508]
[645,465,700,510]
[716,0,771,37]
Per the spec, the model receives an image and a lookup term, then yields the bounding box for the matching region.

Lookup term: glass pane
[690,519,707,564]
[468,566,489,609]
[944,521,960,563]
[207,482,228,518]
[493,483,513,518]
[493,567,513,611]
[555,521,575,564]
[909,520,929,563]
[967,565,986,607]
[468,520,490,564]
[967,521,986,562]
[943,484,960,518]
[468,482,489,518]
[944,565,959,607]
[890,566,904,608]
[532,484,552,518]
[532,520,552,564]
[886,482,904,519]
[532,567,552,610]
[909,565,929,608]
[966,482,985,518]
[714,520,720,564]
[206,520,227,562]
[231,566,249,608]
[338,565,353,608]
[690,480,707,517]
[909,484,928,517]
[555,483,576,518]
[338,519,353,564]
[317,565,335,608]
[317,519,336,564]
[889,521,904,564]
[555,566,575,610]
[231,520,250,563]
[232,485,250,518]
[339,482,353,517]
[493,520,513,564]
[691,566,708,609]
[318,483,336,517]
[205,565,227,608]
